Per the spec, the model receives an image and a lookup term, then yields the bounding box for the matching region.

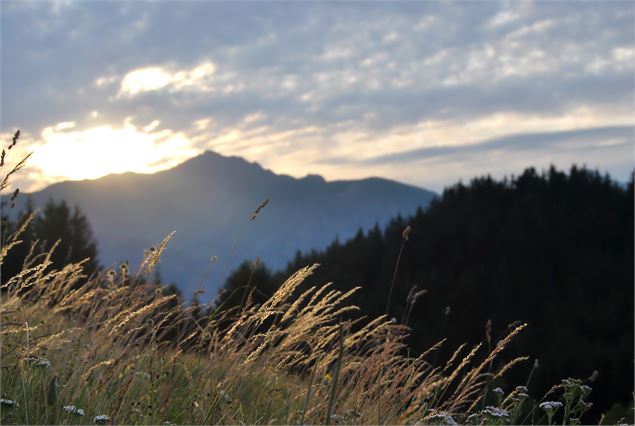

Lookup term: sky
[1,0,633,192]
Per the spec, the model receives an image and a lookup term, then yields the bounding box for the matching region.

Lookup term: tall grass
[0,223,546,425]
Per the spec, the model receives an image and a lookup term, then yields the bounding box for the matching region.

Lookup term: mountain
[8,151,436,295]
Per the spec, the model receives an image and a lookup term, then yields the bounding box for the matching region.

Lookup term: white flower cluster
[0,398,16,407]
[539,401,563,411]
[512,385,529,401]
[94,414,110,424]
[63,405,85,416]
[428,413,458,425]
[24,355,51,368]
[492,387,504,395]
[483,406,510,418]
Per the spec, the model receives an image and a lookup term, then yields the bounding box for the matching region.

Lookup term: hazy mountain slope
[9,151,435,295]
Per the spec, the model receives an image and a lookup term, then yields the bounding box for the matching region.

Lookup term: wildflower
[428,413,458,425]
[492,387,504,395]
[562,378,582,388]
[63,405,85,416]
[0,398,16,407]
[515,385,528,393]
[512,392,529,401]
[539,401,563,412]
[483,406,510,418]
[466,413,480,424]
[24,355,51,368]
[580,384,592,398]
[94,414,110,424]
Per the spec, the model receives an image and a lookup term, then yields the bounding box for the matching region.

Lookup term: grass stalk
[326,321,345,425]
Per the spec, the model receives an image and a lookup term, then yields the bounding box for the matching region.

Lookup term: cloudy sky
[1,1,633,192]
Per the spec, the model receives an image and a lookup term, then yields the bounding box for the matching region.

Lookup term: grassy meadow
[0,223,601,425]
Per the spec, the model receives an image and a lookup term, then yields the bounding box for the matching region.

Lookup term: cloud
[116,62,216,96]
[359,126,634,165]
[1,1,633,191]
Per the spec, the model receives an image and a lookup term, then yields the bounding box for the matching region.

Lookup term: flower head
[94,414,110,424]
[539,401,563,412]
[428,413,458,425]
[483,406,509,418]
[0,399,16,407]
[24,355,51,368]
[63,405,85,416]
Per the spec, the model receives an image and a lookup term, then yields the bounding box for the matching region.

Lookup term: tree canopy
[1,199,100,283]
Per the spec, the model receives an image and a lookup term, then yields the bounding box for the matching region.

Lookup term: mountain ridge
[6,150,436,295]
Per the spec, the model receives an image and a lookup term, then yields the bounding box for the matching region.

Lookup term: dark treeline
[221,165,634,421]
[1,199,100,283]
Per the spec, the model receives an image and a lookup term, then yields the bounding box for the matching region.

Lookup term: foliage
[1,199,100,284]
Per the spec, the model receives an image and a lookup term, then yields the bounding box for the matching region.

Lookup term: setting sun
[29,121,199,182]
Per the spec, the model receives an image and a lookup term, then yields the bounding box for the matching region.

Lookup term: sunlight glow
[30,120,200,181]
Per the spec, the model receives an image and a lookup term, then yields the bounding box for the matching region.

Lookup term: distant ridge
[7,151,436,295]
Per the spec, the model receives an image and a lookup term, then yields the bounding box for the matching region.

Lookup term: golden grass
[0,223,534,425]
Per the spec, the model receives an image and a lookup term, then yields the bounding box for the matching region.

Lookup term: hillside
[7,151,435,295]
[223,165,634,422]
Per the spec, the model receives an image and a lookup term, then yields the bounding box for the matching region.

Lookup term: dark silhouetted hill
[7,151,435,295]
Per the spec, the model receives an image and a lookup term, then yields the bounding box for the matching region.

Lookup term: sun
[29,120,199,182]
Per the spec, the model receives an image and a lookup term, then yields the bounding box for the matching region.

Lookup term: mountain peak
[12,151,436,296]
[170,149,274,180]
